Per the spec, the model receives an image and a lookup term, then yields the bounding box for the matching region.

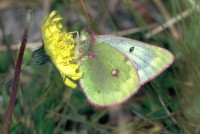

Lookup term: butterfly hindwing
[79,42,140,106]
[95,35,174,85]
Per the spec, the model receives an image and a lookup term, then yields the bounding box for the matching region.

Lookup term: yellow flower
[41,11,83,88]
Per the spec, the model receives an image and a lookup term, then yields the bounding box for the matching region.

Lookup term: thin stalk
[2,10,32,134]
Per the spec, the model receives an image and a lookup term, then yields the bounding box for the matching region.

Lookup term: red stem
[2,22,29,134]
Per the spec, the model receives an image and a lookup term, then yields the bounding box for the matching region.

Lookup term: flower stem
[2,10,32,134]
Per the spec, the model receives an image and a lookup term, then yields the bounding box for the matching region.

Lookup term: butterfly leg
[67,31,80,40]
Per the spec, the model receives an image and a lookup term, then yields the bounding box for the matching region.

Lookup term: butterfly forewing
[95,35,174,85]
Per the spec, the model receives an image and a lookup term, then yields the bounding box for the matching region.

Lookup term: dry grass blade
[145,6,199,39]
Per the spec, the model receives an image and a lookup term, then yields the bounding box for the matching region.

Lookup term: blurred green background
[0,0,200,133]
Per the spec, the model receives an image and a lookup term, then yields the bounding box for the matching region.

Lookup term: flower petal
[64,78,77,88]
[41,10,83,89]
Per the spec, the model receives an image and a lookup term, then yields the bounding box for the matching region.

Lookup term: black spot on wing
[129,47,135,53]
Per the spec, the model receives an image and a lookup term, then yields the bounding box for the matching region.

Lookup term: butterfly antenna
[81,0,91,31]
[80,0,95,46]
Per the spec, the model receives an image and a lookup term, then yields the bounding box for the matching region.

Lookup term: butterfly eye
[129,47,134,53]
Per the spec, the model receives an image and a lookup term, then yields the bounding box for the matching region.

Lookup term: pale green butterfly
[77,31,174,106]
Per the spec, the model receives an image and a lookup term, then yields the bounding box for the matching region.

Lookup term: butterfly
[77,31,174,106]
[32,11,173,107]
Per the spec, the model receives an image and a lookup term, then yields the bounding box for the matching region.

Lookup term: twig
[2,10,32,134]
[111,23,158,36]
[145,6,198,39]
[0,42,42,52]
[158,95,178,125]
[0,23,158,53]
[153,0,180,40]
[0,24,157,52]
[131,108,154,124]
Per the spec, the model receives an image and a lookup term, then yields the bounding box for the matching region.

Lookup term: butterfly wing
[79,42,140,106]
[95,35,174,85]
